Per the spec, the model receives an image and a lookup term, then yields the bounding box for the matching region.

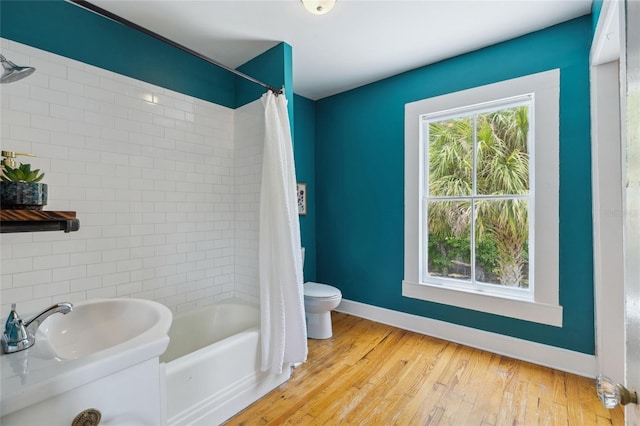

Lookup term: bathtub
[160,300,291,426]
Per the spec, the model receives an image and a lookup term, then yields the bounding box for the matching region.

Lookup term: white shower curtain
[259,89,308,374]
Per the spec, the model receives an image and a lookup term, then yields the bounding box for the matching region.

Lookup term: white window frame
[403,69,562,327]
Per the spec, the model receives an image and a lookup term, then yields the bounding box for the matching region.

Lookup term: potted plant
[0,163,47,210]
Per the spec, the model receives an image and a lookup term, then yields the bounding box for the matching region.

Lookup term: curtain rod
[68,0,282,95]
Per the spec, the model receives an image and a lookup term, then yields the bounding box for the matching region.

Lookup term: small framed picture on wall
[297,182,307,215]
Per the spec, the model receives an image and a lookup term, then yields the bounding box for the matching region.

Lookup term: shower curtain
[259,89,308,374]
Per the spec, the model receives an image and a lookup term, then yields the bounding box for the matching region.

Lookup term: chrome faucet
[1,302,73,354]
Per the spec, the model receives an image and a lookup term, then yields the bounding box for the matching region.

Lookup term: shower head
[0,54,35,84]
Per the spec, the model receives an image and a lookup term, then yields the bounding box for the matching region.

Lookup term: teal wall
[294,95,317,282]
[0,0,236,108]
[2,0,595,353]
[314,16,595,354]
[236,42,294,119]
[0,1,294,113]
[592,0,604,34]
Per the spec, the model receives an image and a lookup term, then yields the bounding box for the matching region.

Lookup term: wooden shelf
[0,210,80,233]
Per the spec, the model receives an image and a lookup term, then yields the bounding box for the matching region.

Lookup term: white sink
[1,298,173,417]
[38,298,172,360]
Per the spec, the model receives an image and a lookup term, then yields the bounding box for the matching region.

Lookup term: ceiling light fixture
[301,0,336,15]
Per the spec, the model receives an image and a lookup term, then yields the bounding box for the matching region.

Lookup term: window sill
[402,280,563,327]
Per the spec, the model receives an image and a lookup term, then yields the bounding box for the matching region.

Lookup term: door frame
[590,0,625,384]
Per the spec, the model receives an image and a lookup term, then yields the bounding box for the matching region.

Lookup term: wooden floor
[227,312,624,425]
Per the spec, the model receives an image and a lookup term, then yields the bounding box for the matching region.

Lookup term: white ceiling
[88,0,592,100]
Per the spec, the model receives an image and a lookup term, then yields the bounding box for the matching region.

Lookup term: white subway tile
[30,115,68,135]
[115,93,142,110]
[0,257,33,274]
[50,131,85,149]
[174,99,194,113]
[1,40,262,313]
[100,127,129,143]
[84,111,115,128]
[128,110,153,125]
[30,85,68,105]
[67,95,100,113]
[12,269,52,287]
[118,236,143,249]
[33,254,70,270]
[87,286,117,299]
[1,286,33,304]
[1,109,30,127]
[85,188,116,201]
[165,107,185,121]
[50,76,84,97]
[48,239,87,254]
[117,259,142,273]
[31,57,67,79]
[102,271,130,286]
[155,285,176,299]
[70,251,102,266]
[69,121,100,138]
[11,124,50,144]
[153,223,177,234]
[52,265,87,282]
[68,148,99,163]
[101,249,130,264]
[100,76,134,96]
[116,281,142,296]
[130,267,155,283]
[10,242,51,259]
[70,276,102,292]
[34,281,70,298]
[68,67,99,87]
[85,85,115,103]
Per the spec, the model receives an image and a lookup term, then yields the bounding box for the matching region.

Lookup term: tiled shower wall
[234,101,264,304]
[0,39,264,315]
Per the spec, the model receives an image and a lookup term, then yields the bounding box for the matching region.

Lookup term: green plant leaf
[1,163,45,183]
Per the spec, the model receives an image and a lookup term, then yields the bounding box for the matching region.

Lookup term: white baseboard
[335,299,596,378]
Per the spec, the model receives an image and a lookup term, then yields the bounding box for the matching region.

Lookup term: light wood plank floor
[227,312,624,425]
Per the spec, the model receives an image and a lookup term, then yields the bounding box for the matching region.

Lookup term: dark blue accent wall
[315,16,595,354]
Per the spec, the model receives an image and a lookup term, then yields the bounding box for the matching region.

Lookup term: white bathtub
[160,301,291,426]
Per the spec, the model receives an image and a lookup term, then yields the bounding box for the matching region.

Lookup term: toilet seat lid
[304,282,342,299]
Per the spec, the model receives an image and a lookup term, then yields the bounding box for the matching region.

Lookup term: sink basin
[37,298,172,360]
[2,298,172,419]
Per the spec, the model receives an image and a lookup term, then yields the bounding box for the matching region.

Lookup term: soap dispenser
[1,151,35,169]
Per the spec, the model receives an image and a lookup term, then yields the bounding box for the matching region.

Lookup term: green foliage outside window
[426,105,530,288]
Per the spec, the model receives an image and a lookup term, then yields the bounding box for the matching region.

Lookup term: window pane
[476,106,529,195]
[426,200,471,280]
[475,199,529,288]
[428,117,473,197]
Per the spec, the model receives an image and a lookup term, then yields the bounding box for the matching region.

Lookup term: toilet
[303,282,342,339]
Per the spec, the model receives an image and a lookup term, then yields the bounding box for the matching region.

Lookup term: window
[403,70,562,326]
[423,97,532,298]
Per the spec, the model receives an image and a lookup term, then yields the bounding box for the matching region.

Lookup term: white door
[593,1,639,423]
[623,0,640,423]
